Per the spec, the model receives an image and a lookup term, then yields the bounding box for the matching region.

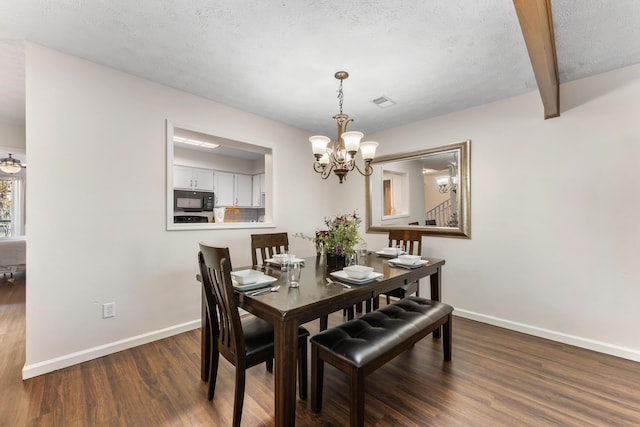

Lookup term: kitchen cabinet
[173,165,214,191]
[214,171,253,207]
[252,174,265,207]
[235,174,253,207]
[214,171,235,206]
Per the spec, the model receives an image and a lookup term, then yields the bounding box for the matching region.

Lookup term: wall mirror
[166,121,274,230]
[365,139,470,238]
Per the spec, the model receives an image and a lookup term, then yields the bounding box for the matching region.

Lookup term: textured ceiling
[1,0,639,136]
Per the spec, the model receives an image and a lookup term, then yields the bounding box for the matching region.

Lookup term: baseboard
[454,309,640,363]
[22,319,201,380]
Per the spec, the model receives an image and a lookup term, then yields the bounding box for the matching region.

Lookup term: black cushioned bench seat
[310,297,453,427]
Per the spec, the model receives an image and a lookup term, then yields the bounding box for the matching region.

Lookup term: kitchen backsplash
[222,207,265,223]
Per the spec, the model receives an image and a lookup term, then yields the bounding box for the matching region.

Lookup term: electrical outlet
[103,302,115,318]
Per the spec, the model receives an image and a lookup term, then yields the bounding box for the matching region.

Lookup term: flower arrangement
[296,211,363,256]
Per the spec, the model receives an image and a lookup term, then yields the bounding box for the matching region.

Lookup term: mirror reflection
[366,140,470,238]
[167,122,273,230]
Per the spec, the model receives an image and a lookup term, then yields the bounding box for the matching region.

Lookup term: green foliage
[0,180,11,219]
[296,211,363,256]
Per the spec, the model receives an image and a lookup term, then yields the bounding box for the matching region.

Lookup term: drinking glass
[281,250,290,271]
[287,262,301,287]
[346,252,357,267]
[354,243,368,265]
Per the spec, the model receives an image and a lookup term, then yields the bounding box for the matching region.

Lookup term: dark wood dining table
[201,253,445,426]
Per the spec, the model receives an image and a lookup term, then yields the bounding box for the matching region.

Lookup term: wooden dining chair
[198,243,309,427]
[250,232,289,266]
[376,229,423,308]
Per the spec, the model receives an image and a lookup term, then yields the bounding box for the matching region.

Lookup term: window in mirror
[166,121,274,230]
[382,170,408,218]
[366,140,470,238]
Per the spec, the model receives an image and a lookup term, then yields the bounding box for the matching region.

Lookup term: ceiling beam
[513,0,560,119]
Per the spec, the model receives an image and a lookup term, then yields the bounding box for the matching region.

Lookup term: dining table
[200,252,445,426]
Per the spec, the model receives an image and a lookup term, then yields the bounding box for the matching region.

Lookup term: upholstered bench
[310,297,453,427]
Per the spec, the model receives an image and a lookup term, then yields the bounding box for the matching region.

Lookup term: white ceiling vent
[372,96,396,109]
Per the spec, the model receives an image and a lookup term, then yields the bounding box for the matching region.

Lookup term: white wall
[174,146,264,175]
[0,122,26,151]
[358,64,640,361]
[23,44,332,378]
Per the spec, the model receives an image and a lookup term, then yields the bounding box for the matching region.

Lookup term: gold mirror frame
[365,140,470,238]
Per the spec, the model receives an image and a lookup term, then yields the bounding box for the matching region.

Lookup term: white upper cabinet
[252,174,265,207]
[235,174,253,207]
[214,171,235,206]
[213,172,254,207]
[174,165,214,191]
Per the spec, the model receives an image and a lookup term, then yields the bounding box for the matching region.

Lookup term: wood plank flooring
[2,274,640,426]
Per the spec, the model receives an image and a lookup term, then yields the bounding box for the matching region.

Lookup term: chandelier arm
[352,161,374,177]
[313,162,326,174]
[321,162,334,180]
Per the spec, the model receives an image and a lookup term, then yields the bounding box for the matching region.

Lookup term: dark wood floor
[2,274,640,426]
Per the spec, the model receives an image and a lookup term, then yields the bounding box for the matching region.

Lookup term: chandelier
[437,176,458,193]
[309,71,379,184]
[0,154,23,174]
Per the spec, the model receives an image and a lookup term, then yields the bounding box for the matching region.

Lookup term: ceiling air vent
[372,96,396,109]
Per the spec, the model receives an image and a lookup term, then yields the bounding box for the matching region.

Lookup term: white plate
[265,257,306,266]
[388,258,429,269]
[230,269,264,285]
[233,275,278,292]
[330,270,383,285]
[375,250,406,258]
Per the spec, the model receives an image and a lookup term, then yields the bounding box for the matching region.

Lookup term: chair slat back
[198,244,244,362]
[388,229,423,256]
[251,233,289,265]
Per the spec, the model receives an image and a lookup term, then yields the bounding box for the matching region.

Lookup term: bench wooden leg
[350,367,365,427]
[443,313,452,361]
[310,345,324,412]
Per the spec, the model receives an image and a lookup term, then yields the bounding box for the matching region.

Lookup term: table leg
[430,267,442,339]
[274,318,299,426]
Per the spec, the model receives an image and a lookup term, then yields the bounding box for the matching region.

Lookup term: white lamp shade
[319,152,330,165]
[0,154,23,174]
[309,135,330,156]
[341,131,363,153]
[359,141,379,160]
[0,164,21,174]
[436,176,449,186]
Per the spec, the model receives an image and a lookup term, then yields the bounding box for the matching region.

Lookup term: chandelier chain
[337,79,344,115]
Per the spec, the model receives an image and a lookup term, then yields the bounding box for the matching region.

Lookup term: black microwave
[174,190,215,212]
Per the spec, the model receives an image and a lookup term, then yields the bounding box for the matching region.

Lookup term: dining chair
[250,232,289,266]
[198,243,309,427]
[376,229,423,308]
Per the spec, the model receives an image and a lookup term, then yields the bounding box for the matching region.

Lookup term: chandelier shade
[0,154,23,174]
[309,71,380,183]
[437,175,458,193]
